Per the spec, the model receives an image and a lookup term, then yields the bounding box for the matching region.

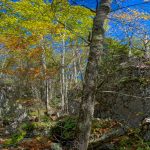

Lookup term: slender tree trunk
[65,73,68,113]
[73,49,78,84]
[49,79,53,100]
[76,1,111,150]
[45,79,50,113]
[41,44,50,114]
[61,36,66,113]
[31,85,41,120]
[75,46,84,86]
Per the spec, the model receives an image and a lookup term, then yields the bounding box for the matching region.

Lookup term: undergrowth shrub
[50,116,77,142]
[4,130,26,146]
[22,122,35,132]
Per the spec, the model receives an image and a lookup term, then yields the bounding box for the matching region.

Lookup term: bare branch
[70,1,150,14]
[111,1,150,12]
[100,91,150,100]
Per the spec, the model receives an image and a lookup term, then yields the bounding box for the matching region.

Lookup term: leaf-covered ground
[0,116,150,150]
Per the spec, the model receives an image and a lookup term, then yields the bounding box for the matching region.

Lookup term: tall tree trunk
[45,79,50,113]
[41,44,50,114]
[76,1,111,150]
[49,79,53,100]
[73,49,78,84]
[31,85,41,120]
[61,36,66,113]
[75,46,84,86]
[65,73,68,113]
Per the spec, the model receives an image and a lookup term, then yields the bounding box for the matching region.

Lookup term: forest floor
[0,137,52,150]
[0,116,150,150]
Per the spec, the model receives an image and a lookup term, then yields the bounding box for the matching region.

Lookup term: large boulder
[95,60,150,127]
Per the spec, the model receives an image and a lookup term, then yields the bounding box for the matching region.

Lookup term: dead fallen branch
[88,126,128,149]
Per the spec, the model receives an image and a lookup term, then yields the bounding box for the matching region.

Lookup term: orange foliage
[19,137,52,150]
[28,48,42,59]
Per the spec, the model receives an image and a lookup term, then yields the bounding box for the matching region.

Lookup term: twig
[100,91,150,100]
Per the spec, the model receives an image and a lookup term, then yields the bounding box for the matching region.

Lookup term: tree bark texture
[76,1,111,150]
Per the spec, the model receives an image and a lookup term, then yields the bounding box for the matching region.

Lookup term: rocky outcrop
[95,60,150,127]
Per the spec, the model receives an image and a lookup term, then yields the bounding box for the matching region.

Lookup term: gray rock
[143,131,150,141]
[95,62,150,127]
[51,143,62,150]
